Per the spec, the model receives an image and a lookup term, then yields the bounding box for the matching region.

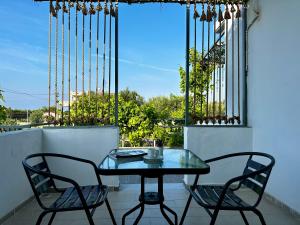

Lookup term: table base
[122,175,178,225]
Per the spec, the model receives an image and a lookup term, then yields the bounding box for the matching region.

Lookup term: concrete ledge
[42,125,118,129]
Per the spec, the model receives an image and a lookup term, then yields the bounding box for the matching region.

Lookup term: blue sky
[0,1,188,109]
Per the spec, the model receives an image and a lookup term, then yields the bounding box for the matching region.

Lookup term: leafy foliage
[179,48,215,117]
[0,90,7,123]
[179,48,226,119]
[147,94,184,120]
[66,89,184,147]
[29,110,44,124]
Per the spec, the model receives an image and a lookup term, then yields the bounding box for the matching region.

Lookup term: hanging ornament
[89,5,96,15]
[55,0,61,11]
[200,3,207,21]
[68,0,74,8]
[194,3,200,19]
[96,0,103,11]
[76,0,82,12]
[212,3,217,18]
[50,1,57,17]
[110,4,116,17]
[231,3,236,13]
[194,10,200,19]
[206,4,213,22]
[236,4,241,18]
[82,1,88,15]
[224,3,231,20]
[218,4,224,22]
[104,2,110,15]
[89,1,96,15]
[62,0,69,13]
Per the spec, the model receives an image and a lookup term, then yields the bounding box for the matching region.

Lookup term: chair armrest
[34,168,80,187]
[32,169,86,209]
[38,153,103,185]
[204,152,254,164]
[214,168,269,208]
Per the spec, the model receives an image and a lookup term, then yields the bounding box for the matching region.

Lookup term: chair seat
[192,185,250,210]
[51,185,108,209]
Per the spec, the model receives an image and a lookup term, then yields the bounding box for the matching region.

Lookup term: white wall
[247,0,300,213]
[184,127,252,185]
[0,129,42,219]
[42,127,119,187]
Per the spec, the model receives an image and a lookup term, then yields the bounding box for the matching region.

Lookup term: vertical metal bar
[231,7,235,124]
[218,61,222,124]
[102,9,107,97]
[206,20,210,124]
[237,8,241,124]
[96,8,100,119]
[225,18,228,123]
[61,4,65,124]
[88,13,92,118]
[55,9,58,121]
[193,10,196,118]
[218,4,222,125]
[185,1,190,126]
[82,12,85,120]
[75,2,78,120]
[108,11,112,123]
[243,6,248,126]
[213,15,216,124]
[48,2,52,118]
[200,19,204,123]
[68,4,71,125]
[114,1,119,126]
[102,5,108,121]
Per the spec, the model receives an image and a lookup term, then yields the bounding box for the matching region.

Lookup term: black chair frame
[23,153,117,225]
[179,152,275,225]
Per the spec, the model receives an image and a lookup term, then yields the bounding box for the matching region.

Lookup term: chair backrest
[240,152,275,203]
[23,154,56,207]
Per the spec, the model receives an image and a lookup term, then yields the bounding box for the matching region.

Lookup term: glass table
[98,148,210,225]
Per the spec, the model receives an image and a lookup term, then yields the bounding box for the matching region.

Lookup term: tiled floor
[2,183,300,225]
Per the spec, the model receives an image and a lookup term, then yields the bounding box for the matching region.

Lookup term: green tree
[2,118,17,125]
[179,47,225,119]
[127,104,158,146]
[0,90,7,123]
[118,91,158,146]
[119,88,144,106]
[148,94,184,120]
[179,48,212,117]
[68,89,184,147]
[29,110,44,124]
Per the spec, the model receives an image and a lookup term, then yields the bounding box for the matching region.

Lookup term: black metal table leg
[160,203,178,225]
[122,175,178,225]
[122,203,144,225]
[133,204,145,225]
[122,176,146,225]
[158,175,177,225]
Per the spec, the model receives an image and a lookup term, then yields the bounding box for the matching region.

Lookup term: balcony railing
[187,4,246,126]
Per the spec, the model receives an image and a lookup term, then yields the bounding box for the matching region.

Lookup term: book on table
[109,150,147,161]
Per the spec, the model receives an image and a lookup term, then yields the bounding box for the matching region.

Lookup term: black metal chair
[22,153,117,225]
[180,152,275,225]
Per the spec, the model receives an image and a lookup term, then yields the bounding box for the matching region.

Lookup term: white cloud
[91,53,177,73]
